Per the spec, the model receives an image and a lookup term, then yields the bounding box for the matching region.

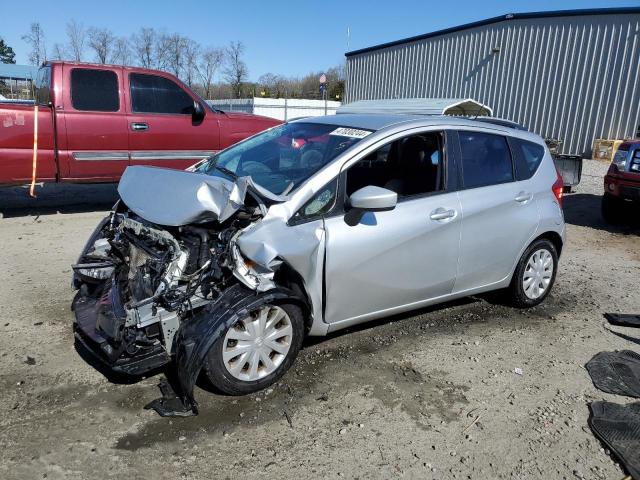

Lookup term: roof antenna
[472,101,486,121]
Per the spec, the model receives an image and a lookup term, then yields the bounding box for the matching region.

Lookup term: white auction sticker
[329,127,372,139]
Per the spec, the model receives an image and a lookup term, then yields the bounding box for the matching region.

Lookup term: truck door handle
[514,192,533,203]
[430,208,456,221]
[130,122,149,131]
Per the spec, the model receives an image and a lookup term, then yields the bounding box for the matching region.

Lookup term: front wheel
[203,302,304,395]
[506,239,558,308]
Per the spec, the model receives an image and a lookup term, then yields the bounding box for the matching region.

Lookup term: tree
[258,73,288,98]
[66,20,86,61]
[22,23,46,65]
[131,27,156,68]
[197,47,224,99]
[88,27,115,64]
[183,38,199,87]
[112,37,131,65]
[51,43,66,60]
[0,38,16,64]
[223,41,248,98]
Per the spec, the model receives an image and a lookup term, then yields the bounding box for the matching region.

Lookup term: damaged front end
[72,166,299,415]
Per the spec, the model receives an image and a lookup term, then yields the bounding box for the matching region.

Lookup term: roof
[0,63,38,80]
[336,98,492,116]
[345,7,640,57]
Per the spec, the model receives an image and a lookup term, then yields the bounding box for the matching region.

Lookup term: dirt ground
[0,160,639,480]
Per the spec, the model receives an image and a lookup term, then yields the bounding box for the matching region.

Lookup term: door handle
[130,122,149,131]
[514,192,533,203]
[430,208,456,221]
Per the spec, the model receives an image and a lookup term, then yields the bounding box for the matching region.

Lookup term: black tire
[506,238,558,308]
[601,193,623,224]
[203,302,305,395]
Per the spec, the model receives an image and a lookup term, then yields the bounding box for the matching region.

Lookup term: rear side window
[71,69,119,112]
[35,66,51,105]
[459,131,513,189]
[130,73,193,114]
[510,137,545,180]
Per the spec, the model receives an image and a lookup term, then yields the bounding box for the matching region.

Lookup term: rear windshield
[197,122,371,195]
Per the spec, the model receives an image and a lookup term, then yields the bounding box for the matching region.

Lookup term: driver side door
[322,130,462,328]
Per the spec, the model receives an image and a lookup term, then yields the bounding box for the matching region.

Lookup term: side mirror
[192,101,205,124]
[349,185,397,212]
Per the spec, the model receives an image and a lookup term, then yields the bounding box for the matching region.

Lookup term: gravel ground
[0,160,639,480]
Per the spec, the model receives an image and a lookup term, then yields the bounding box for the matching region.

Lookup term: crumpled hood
[118,165,283,226]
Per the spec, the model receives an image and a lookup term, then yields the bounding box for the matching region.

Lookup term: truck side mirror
[192,101,205,125]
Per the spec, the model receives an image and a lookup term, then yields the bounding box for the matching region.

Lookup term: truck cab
[0,61,280,185]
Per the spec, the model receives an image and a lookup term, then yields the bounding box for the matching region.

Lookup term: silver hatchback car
[72,113,565,415]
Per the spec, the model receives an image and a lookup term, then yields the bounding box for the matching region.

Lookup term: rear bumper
[72,288,170,376]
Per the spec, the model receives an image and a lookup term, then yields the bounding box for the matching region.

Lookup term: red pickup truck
[0,61,280,185]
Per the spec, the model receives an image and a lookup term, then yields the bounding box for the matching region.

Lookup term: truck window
[71,69,119,112]
[129,73,193,115]
[35,66,51,105]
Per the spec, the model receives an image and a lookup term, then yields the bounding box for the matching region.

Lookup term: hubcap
[222,305,292,381]
[522,248,554,300]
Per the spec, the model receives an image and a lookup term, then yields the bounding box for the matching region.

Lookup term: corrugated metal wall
[345,13,640,155]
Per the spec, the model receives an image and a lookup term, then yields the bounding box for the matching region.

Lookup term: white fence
[207,97,341,121]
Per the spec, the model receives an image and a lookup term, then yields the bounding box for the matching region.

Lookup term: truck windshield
[197,122,371,195]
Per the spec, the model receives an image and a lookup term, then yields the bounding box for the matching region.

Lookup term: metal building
[344,7,640,156]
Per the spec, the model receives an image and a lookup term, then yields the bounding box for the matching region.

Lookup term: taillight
[552,168,564,208]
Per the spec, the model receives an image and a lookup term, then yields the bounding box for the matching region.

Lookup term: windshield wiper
[213,165,237,179]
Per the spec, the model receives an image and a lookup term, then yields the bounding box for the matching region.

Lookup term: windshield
[197,122,371,195]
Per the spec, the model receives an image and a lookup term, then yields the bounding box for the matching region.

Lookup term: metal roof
[0,63,38,80]
[336,98,492,117]
[345,7,640,57]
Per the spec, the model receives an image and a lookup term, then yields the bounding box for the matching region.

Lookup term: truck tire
[203,301,305,395]
[601,193,623,224]
[506,238,558,308]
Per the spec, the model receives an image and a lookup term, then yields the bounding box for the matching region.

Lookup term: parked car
[72,114,565,415]
[0,61,279,185]
[602,140,640,223]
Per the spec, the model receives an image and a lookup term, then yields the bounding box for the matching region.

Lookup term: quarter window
[130,73,194,114]
[459,131,513,188]
[346,132,445,199]
[71,69,119,112]
[510,137,545,180]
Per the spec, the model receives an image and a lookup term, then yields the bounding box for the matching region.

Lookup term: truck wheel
[601,193,623,224]
[203,302,305,395]
[506,238,558,308]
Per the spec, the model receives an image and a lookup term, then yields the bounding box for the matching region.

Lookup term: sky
[2,0,638,80]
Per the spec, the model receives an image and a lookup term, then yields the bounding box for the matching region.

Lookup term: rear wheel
[203,302,304,395]
[601,193,624,224]
[506,238,558,308]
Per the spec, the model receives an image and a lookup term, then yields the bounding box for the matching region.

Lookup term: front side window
[130,73,193,114]
[71,68,119,112]
[346,132,445,199]
[198,122,369,195]
[459,131,513,189]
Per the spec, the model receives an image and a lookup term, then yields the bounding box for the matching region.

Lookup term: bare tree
[197,47,224,99]
[112,37,131,65]
[161,33,188,78]
[66,20,86,61]
[88,27,115,64]
[183,39,200,87]
[223,41,248,98]
[22,22,46,65]
[131,27,156,68]
[51,43,66,60]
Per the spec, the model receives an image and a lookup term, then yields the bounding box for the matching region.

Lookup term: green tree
[0,38,16,64]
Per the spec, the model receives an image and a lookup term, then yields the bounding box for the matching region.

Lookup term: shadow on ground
[0,183,118,218]
[563,192,640,234]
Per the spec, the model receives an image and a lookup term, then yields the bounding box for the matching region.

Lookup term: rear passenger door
[453,129,539,293]
[126,72,220,170]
